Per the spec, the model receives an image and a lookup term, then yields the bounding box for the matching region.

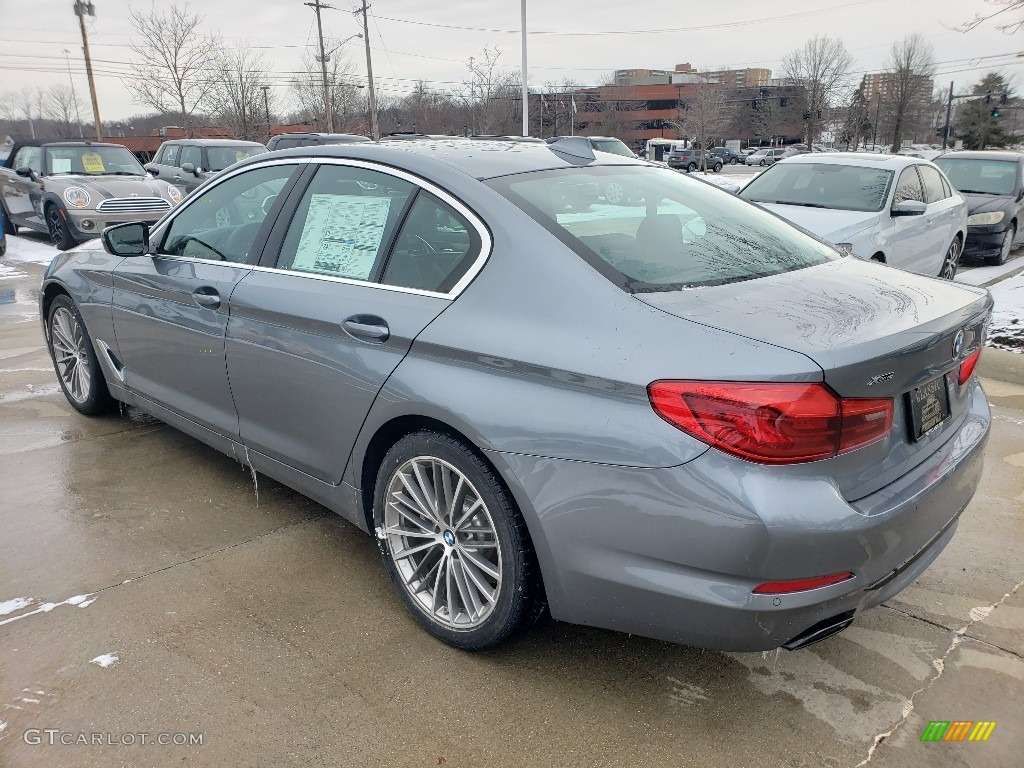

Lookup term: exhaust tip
[782,610,855,651]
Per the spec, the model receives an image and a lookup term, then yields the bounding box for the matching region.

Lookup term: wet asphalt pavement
[1,247,1022,768]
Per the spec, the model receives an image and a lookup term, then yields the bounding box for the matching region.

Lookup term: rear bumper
[496,379,990,651]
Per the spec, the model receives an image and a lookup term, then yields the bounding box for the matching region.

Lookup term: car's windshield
[206,145,268,172]
[934,157,1017,196]
[489,166,836,292]
[45,145,145,176]
[591,139,635,158]
[740,162,894,212]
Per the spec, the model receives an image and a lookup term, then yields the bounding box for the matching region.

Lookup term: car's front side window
[275,164,415,280]
[918,165,947,203]
[14,147,41,173]
[892,167,925,207]
[161,164,297,263]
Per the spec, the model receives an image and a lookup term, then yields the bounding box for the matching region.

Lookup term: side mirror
[180,162,198,176]
[101,222,150,257]
[892,199,927,216]
[15,166,33,178]
[146,165,159,176]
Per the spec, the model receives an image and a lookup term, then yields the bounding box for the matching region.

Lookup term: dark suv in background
[266,133,371,151]
[667,149,723,172]
[145,139,267,195]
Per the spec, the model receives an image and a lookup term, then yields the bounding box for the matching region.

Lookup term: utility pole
[262,85,272,140]
[942,81,954,150]
[73,1,102,141]
[521,0,528,137]
[305,0,336,133]
[62,49,85,138]
[355,0,379,140]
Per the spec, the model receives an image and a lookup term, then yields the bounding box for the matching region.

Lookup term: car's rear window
[488,166,837,291]
[740,162,894,212]
[590,139,635,158]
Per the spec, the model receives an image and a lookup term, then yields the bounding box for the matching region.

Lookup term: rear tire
[46,295,117,415]
[986,223,1016,266]
[939,236,962,280]
[373,431,544,650]
[687,162,697,172]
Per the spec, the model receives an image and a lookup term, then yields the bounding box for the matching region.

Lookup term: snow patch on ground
[90,653,119,668]
[2,234,59,265]
[987,269,1024,353]
[0,597,33,615]
[0,262,26,280]
[0,593,95,626]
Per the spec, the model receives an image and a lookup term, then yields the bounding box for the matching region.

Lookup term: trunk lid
[637,258,992,501]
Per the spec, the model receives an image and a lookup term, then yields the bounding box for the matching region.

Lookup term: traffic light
[802,110,811,120]
[1001,93,1008,104]
[780,97,789,107]
[816,109,822,119]
[992,107,1001,118]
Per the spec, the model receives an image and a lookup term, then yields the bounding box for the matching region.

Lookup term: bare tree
[885,34,936,153]
[461,46,519,135]
[43,84,83,138]
[125,3,217,135]
[961,0,1024,33]
[291,43,365,133]
[782,35,854,146]
[669,78,729,171]
[208,43,273,141]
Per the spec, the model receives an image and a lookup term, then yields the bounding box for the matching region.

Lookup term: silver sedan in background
[40,138,990,652]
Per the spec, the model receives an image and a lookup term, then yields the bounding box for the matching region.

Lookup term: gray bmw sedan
[40,138,991,652]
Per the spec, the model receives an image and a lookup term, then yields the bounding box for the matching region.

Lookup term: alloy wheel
[940,238,961,280]
[1000,226,1015,263]
[383,456,502,630]
[48,208,67,248]
[50,306,91,403]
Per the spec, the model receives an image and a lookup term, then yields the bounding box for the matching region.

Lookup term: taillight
[648,381,893,464]
[958,348,981,386]
[753,571,854,594]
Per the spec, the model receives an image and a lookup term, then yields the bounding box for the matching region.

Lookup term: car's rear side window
[275,164,415,281]
[489,166,836,291]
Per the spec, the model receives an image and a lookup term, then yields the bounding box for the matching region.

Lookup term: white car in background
[739,153,967,279]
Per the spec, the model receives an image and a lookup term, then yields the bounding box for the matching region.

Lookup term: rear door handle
[342,314,389,343]
[192,287,221,309]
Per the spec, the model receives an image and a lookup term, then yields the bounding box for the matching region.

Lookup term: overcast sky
[4,0,1024,122]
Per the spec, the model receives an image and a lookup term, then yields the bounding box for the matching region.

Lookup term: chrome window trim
[147,155,492,300]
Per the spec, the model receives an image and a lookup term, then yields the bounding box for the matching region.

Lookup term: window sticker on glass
[292,193,392,279]
[81,152,105,173]
[51,158,72,174]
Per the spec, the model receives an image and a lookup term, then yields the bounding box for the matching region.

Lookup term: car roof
[779,152,925,168]
[40,141,125,148]
[257,138,647,180]
[163,139,267,146]
[271,133,372,142]
[934,150,1023,162]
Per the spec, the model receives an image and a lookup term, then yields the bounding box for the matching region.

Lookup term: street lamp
[314,32,363,133]
[62,48,85,138]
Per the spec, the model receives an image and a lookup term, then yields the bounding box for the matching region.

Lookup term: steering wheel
[261,194,278,216]
[412,235,437,253]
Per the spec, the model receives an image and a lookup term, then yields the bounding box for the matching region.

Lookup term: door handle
[173,174,182,181]
[191,287,221,309]
[342,314,389,343]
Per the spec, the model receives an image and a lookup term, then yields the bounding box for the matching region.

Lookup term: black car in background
[266,133,372,151]
[935,150,1024,266]
[709,147,744,165]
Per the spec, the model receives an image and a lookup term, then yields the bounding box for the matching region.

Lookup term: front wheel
[759,159,767,166]
[46,295,116,415]
[374,431,544,650]
[939,236,962,280]
[712,162,723,173]
[987,223,1016,266]
[47,205,76,251]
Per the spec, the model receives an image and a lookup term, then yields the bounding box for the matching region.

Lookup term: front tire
[712,162,723,173]
[986,223,1016,266]
[374,431,543,650]
[46,295,117,415]
[46,205,76,251]
[939,236,962,280]
[759,159,767,166]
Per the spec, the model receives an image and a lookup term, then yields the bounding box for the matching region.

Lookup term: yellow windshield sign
[81,152,105,173]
